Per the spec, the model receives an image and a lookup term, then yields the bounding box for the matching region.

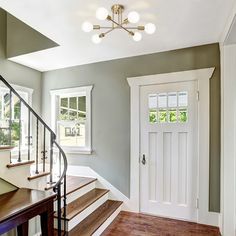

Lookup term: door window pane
[179,109,188,123]
[178,92,188,107]
[149,94,157,109]
[149,109,157,123]
[159,109,167,123]
[158,93,167,108]
[78,96,86,112]
[168,93,177,108]
[169,109,177,123]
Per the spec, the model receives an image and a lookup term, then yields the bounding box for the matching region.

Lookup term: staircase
[0,75,122,235]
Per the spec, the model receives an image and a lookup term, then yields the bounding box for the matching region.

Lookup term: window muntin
[148,91,188,124]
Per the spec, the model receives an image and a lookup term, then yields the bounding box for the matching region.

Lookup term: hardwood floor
[102,211,221,236]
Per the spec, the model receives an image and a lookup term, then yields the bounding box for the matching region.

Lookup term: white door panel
[140,81,198,221]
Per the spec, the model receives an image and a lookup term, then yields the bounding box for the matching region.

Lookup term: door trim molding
[127,68,219,226]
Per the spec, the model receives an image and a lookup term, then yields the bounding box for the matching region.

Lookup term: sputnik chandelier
[82,4,156,44]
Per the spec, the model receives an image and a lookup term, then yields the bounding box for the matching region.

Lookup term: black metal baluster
[50,132,54,183]
[63,175,67,234]
[17,101,22,162]
[57,184,62,236]
[28,109,30,161]
[59,151,61,177]
[35,118,39,174]
[9,90,12,163]
[43,126,46,172]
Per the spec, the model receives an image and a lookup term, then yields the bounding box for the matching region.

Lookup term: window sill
[54,147,93,155]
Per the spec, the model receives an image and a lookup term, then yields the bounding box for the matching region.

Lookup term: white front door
[140,80,198,221]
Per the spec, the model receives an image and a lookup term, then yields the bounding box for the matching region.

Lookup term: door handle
[142,154,147,165]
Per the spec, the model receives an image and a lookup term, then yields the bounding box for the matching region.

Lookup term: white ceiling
[0,0,235,72]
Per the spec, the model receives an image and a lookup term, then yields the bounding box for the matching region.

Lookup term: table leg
[40,201,54,236]
[17,221,29,236]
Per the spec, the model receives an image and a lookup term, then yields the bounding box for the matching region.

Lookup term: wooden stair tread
[55,188,109,221]
[7,160,35,168]
[0,188,56,223]
[68,200,122,236]
[28,172,50,181]
[65,176,97,196]
[0,146,14,150]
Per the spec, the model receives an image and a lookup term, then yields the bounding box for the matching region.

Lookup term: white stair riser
[54,193,109,231]
[0,152,48,190]
[54,181,96,209]
[92,206,122,236]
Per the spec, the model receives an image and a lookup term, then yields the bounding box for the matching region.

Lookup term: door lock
[142,154,147,165]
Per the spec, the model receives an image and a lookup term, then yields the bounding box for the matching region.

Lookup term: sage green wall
[42,43,221,212]
[0,8,42,113]
[0,178,17,195]
[6,13,58,58]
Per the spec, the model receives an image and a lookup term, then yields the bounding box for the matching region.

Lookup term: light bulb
[133,32,142,42]
[96,7,109,20]
[82,21,93,32]
[92,34,102,44]
[128,11,140,24]
[145,23,156,34]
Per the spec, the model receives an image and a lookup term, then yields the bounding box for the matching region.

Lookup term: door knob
[142,154,147,165]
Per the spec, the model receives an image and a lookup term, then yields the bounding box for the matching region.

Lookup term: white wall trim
[127,68,219,226]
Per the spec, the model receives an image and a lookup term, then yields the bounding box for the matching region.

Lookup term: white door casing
[127,68,219,226]
[140,81,197,221]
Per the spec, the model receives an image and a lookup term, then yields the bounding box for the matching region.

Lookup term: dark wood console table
[0,188,56,236]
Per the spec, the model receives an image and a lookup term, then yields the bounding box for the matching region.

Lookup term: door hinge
[196,198,199,209]
[196,91,200,101]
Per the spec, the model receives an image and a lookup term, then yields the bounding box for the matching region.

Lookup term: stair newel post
[28,109,31,161]
[35,118,39,174]
[17,100,22,162]
[49,132,54,183]
[9,90,12,163]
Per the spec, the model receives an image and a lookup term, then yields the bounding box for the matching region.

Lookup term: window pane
[178,92,188,107]
[4,93,10,119]
[179,109,188,123]
[78,112,86,122]
[69,97,77,110]
[149,94,157,109]
[149,109,157,123]
[61,98,68,108]
[14,99,20,120]
[169,109,177,123]
[168,93,177,108]
[0,128,9,145]
[60,109,68,120]
[58,122,85,147]
[78,96,86,112]
[69,111,77,121]
[158,93,167,108]
[158,109,167,123]
[11,121,20,146]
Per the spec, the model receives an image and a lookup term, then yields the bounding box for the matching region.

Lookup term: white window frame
[50,85,93,154]
[0,83,33,156]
